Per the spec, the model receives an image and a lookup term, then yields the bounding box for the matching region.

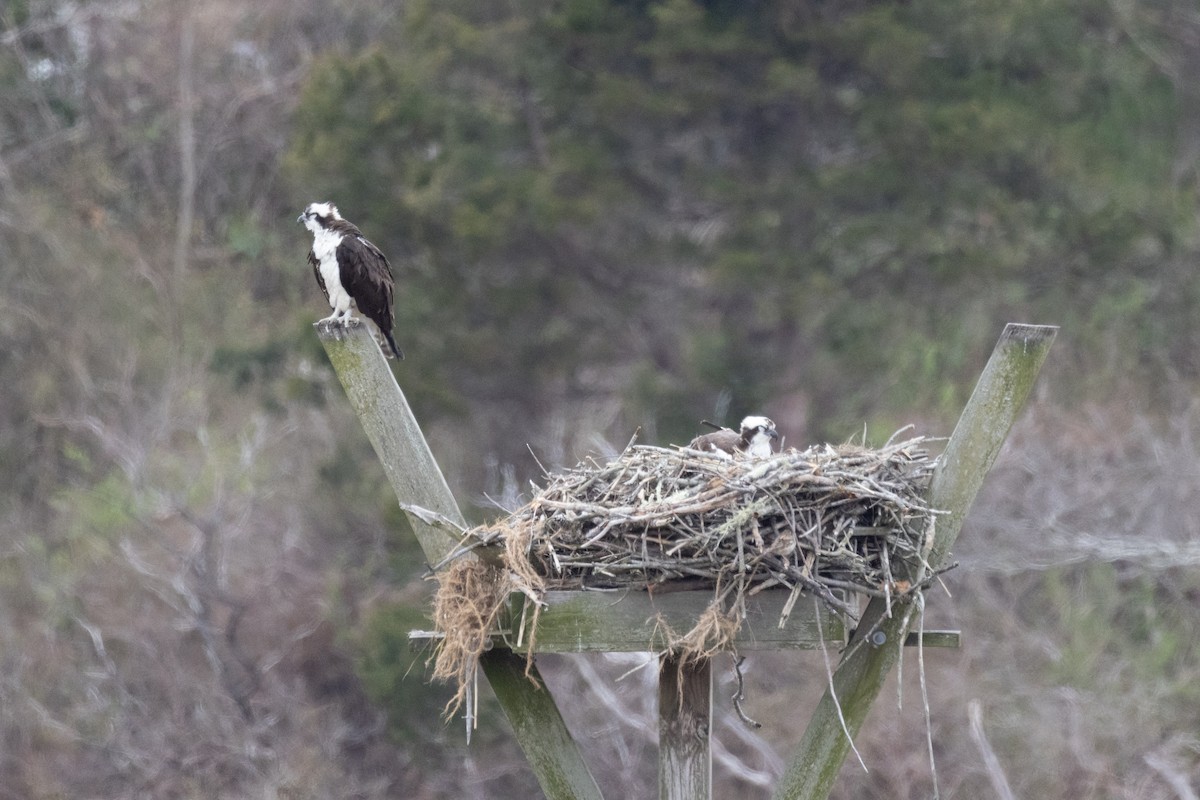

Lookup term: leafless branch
[1144,748,1200,800]
[170,10,197,353]
[968,699,1016,800]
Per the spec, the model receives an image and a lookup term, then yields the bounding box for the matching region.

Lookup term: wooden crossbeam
[499,589,846,653]
[408,621,959,650]
[903,630,960,648]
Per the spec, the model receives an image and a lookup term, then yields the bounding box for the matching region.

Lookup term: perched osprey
[689,416,779,458]
[297,202,403,359]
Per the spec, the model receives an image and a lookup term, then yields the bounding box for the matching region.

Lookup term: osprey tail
[382,329,404,360]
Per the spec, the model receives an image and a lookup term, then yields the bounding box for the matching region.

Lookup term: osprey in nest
[688,415,779,458]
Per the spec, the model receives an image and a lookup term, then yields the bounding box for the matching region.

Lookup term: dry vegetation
[431,438,936,713]
[3,1,1200,798]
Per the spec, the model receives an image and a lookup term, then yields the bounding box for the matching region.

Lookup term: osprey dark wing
[307,250,329,303]
[689,429,741,454]
[335,233,403,359]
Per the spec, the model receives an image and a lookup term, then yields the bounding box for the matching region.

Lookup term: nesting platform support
[659,654,712,798]
[771,323,1057,800]
[500,589,846,653]
[314,319,464,565]
[316,320,1057,800]
[316,321,604,800]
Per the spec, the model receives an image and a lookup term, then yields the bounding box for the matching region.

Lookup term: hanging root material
[430,435,938,709]
[671,599,743,666]
[731,656,762,729]
[431,559,510,718]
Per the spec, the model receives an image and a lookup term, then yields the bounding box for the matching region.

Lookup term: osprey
[688,415,779,458]
[297,202,403,359]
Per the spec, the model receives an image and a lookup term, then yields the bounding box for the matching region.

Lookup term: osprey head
[739,415,779,457]
[297,202,342,233]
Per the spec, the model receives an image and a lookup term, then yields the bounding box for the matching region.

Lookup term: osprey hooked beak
[296,212,306,224]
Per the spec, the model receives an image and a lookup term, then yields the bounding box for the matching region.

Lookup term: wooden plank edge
[497,589,847,653]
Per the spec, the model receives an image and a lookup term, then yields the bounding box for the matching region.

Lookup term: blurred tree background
[3,0,1200,797]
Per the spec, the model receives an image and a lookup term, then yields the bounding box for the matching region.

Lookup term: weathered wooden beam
[921,324,1059,575]
[903,630,960,648]
[500,590,846,653]
[316,319,464,565]
[316,321,605,800]
[658,654,712,800]
[771,323,1057,800]
[481,650,607,800]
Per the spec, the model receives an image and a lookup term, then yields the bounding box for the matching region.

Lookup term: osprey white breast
[738,415,778,458]
[310,226,351,317]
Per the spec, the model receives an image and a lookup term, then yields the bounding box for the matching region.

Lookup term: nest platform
[506,438,936,603]
[431,436,940,708]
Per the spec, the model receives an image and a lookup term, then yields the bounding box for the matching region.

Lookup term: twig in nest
[917,592,940,800]
[730,656,761,729]
[430,433,939,716]
[816,597,868,773]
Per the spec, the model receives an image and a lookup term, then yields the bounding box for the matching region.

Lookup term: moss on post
[481,651,607,800]
[923,323,1058,573]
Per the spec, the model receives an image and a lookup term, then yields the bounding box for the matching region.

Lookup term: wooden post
[658,655,712,800]
[481,650,608,800]
[316,321,605,800]
[316,320,464,564]
[770,323,1057,800]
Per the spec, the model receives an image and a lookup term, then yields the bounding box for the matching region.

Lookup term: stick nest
[432,436,938,715]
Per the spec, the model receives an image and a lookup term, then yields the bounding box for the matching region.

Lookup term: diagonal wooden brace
[771,323,1057,800]
[316,321,604,800]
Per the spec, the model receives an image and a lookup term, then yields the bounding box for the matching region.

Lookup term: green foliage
[286,0,1199,446]
[974,562,1200,793]
[355,605,452,744]
[50,472,135,553]
[1024,564,1200,719]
